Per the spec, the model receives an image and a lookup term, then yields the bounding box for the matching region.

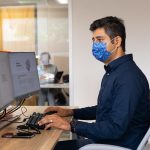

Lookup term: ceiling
[0,0,68,7]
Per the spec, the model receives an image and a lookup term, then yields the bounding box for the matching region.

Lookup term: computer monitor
[9,52,40,100]
[0,53,14,112]
[0,52,40,112]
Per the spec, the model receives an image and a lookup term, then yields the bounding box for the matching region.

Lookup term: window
[0,5,36,52]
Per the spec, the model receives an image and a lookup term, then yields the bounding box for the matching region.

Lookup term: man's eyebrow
[92,35,104,40]
[95,35,104,39]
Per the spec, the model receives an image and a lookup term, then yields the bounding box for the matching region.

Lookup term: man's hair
[90,16,126,51]
[40,52,51,60]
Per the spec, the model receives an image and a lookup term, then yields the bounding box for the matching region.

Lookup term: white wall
[69,0,150,107]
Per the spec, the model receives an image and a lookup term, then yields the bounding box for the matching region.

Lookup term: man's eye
[92,38,104,42]
[97,39,103,42]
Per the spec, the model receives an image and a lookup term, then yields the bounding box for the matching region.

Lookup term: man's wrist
[68,109,74,116]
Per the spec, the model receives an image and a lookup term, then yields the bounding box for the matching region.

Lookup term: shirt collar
[104,54,133,73]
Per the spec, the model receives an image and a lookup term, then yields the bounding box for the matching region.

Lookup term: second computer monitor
[9,52,40,99]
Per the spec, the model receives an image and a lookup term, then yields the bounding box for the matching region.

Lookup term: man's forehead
[92,28,106,37]
[94,27,106,33]
[93,35,104,38]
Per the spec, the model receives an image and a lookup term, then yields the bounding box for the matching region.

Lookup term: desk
[0,106,63,150]
[40,83,69,89]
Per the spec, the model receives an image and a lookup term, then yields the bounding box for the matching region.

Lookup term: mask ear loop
[108,37,118,54]
[110,46,118,54]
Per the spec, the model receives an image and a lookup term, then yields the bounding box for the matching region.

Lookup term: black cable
[6,99,25,115]
[0,99,25,121]
[11,99,25,113]
[0,106,29,123]
[20,106,29,118]
[0,99,41,135]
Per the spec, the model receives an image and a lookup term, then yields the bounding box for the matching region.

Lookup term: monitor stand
[0,114,20,130]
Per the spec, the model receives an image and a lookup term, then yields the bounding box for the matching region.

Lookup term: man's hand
[38,114,71,131]
[44,106,73,117]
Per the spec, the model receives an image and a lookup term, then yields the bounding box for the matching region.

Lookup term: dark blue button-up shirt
[73,54,150,150]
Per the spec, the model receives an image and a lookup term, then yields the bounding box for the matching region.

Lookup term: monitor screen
[9,52,40,99]
[0,53,14,111]
[0,52,40,112]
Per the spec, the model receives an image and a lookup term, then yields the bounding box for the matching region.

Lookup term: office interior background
[0,0,69,105]
[0,0,150,108]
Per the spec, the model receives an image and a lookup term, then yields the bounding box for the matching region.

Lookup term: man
[38,16,150,150]
[38,52,58,105]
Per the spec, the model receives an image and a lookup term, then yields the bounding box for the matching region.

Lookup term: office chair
[79,126,150,150]
[79,91,150,150]
[79,144,131,150]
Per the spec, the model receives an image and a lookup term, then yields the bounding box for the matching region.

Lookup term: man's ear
[114,36,122,48]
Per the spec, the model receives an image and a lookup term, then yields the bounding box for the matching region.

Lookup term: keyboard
[26,111,56,130]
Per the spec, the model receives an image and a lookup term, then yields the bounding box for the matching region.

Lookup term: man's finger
[45,123,53,130]
[38,118,49,126]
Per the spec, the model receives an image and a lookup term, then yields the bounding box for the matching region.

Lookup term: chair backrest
[137,127,150,150]
[137,90,150,150]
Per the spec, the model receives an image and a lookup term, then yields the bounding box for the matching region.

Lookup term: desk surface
[40,83,69,89]
[0,106,63,150]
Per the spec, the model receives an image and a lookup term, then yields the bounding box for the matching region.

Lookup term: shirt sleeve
[73,73,145,141]
[73,105,97,120]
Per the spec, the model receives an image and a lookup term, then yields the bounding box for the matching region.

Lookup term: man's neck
[105,48,125,65]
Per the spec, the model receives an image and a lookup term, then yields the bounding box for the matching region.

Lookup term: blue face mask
[92,42,112,62]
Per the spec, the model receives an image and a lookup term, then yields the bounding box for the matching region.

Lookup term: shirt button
[107,73,110,75]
